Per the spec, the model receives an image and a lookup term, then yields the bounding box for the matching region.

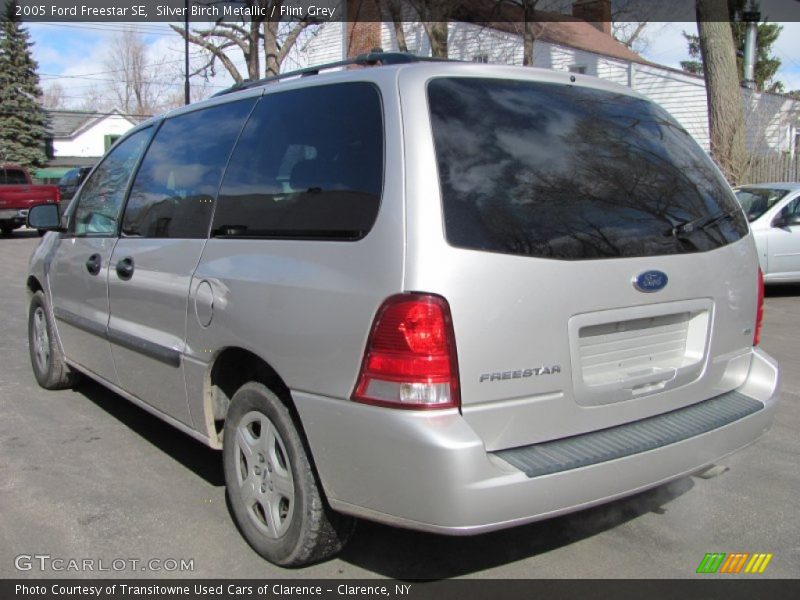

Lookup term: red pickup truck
[0,165,61,235]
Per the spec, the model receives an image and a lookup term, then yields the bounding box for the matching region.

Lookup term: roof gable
[47,109,142,139]
[454,0,648,65]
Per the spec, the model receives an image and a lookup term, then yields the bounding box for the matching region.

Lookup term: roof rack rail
[213,51,447,97]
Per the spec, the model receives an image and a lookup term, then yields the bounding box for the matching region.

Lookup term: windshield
[734,187,790,222]
[428,77,748,260]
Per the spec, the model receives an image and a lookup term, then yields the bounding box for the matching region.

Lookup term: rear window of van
[428,77,747,260]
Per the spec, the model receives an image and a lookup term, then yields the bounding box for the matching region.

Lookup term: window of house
[472,54,489,64]
[568,65,587,74]
[104,134,122,151]
[121,98,256,239]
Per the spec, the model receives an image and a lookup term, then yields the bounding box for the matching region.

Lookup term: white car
[735,182,800,284]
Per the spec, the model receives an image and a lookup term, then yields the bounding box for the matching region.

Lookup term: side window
[212,82,384,240]
[781,198,800,217]
[122,99,255,239]
[71,127,152,236]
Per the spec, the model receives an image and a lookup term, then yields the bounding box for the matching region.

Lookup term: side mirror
[27,203,62,231]
[772,213,800,228]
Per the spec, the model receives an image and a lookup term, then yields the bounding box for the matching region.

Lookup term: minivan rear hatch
[402,71,758,451]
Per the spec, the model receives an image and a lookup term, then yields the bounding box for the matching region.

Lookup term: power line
[40,74,228,89]
[32,22,177,37]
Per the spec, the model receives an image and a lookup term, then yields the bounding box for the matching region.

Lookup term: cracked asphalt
[1,230,798,580]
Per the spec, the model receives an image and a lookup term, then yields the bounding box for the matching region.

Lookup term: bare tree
[407,0,464,58]
[170,1,317,83]
[384,0,409,53]
[79,85,111,113]
[609,1,677,53]
[499,0,540,66]
[696,0,747,184]
[41,82,66,109]
[104,28,172,116]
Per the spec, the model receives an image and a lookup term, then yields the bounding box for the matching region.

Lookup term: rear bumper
[293,348,779,534]
[0,208,28,224]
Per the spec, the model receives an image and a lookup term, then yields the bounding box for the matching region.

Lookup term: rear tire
[28,291,80,390]
[1,225,13,237]
[223,382,354,566]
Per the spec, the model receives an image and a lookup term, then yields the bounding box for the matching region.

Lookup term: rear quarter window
[428,77,748,260]
[212,82,384,240]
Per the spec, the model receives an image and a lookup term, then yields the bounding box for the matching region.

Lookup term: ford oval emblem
[633,270,668,293]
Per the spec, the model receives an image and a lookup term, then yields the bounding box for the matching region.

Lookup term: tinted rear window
[212,82,383,240]
[428,78,748,260]
[2,169,27,184]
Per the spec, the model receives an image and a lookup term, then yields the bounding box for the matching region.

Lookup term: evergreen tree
[680,1,784,93]
[0,0,48,169]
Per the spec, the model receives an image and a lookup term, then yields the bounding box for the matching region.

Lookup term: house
[36,109,145,182]
[291,0,800,167]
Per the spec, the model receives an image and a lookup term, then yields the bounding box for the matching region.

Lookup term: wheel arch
[26,275,43,297]
[206,347,294,444]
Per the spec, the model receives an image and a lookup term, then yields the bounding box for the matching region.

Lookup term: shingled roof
[48,110,95,138]
[455,0,649,65]
[46,109,146,139]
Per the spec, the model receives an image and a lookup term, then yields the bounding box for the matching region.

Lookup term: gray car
[26,54,780,567]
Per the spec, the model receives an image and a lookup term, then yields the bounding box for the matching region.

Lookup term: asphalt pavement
[1,230,798,579]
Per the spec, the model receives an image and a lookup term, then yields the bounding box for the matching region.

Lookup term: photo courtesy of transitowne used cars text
[26,53,780,567]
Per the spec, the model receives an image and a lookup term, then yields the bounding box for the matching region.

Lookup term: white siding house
[49,109,140,161]
[295,1,799,162]
[376,19,799,157]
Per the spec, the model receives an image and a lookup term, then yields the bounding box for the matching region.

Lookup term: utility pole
[184,0,190,105]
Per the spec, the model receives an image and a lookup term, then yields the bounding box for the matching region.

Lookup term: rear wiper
[667,211,734,237]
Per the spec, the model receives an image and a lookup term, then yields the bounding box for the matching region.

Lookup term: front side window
[71,127,152,236]
[429,77,748,260]
[212,82,384,240]
[780,197,800,219]
[735,187,791,222]
[122,98,255,239]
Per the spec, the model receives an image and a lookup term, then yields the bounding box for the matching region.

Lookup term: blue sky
[25,20,800,110]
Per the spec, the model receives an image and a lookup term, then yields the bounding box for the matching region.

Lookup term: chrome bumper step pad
[495,391,763,478]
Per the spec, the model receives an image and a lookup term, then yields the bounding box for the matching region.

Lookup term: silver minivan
[27,54,780,567]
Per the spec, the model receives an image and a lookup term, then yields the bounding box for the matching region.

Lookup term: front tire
[223,382,353,566]
[28,291,80,389]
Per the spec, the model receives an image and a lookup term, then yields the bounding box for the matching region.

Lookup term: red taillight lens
[754,268,764,346]
[353,294,460,410]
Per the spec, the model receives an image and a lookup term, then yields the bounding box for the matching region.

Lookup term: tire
[223,382,354,566]
[1,225,13,237]
[28,291,80,390]
[37,229,46,237]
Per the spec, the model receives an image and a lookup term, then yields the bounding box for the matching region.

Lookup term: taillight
[353,294,460,410]
[754,268,764,346]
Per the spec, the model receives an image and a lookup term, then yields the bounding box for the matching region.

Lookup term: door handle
[116,257,134,280]
[85,253,101,276]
